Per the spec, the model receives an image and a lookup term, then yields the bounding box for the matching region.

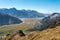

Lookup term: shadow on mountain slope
[0,12,22,26]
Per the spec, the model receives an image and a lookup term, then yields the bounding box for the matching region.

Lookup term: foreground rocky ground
[3,26,60,40]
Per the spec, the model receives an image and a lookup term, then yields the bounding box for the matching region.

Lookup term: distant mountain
[0,13,22,26]
[0,8,45,18]
[34,13,60,31]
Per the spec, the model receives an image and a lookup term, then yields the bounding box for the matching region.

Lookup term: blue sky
[0,0,60,14]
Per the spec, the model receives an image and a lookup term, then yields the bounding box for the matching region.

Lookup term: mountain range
[0,8,45,18]
[0,13,22,26]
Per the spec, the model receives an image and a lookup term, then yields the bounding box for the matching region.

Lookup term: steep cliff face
[0,13,22,26]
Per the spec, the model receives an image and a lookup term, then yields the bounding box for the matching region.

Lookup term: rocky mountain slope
[34,13,60,31]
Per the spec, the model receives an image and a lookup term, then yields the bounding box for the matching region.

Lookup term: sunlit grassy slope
[4,26,60,40]
[26,26,60,40]
[1,18,60,40]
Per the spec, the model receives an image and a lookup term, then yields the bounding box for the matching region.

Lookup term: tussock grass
[3,26,60,40]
